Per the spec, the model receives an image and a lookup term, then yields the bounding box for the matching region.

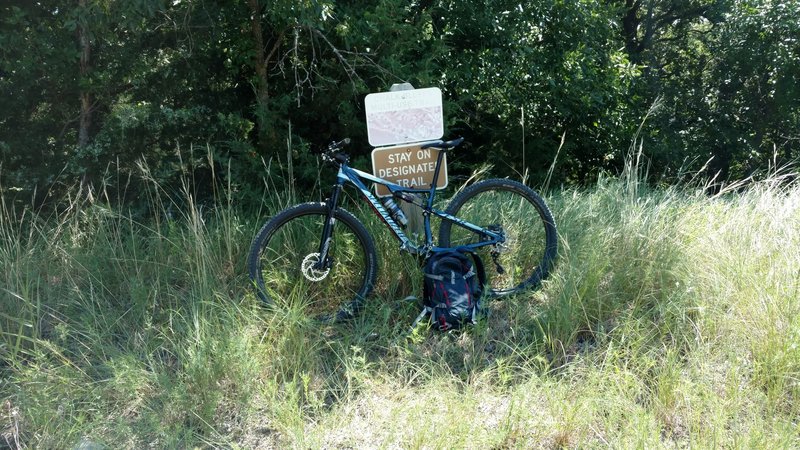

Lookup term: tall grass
[2,157,799,448]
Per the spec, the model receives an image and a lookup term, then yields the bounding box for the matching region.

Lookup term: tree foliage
[1,0,798,207]
[641,0,800,180]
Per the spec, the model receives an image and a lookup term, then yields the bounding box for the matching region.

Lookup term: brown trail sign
[371,143,447,197]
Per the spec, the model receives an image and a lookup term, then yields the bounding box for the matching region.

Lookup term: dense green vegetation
[3,1,800,448]
[2,0,799,208]
[2,164,799,447]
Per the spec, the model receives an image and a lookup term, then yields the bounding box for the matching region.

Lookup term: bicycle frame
[317,149,504,262]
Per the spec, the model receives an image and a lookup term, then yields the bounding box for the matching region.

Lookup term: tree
[2,0,798,208]
[638,0,800,181]
[427,0,637,183]
[617,0,724,65]
[0,1,78,201]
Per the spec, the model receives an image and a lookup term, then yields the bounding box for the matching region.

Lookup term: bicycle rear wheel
[438,179,557,297]
[247,202,378,321]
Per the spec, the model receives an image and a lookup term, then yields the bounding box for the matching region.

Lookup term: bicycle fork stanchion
[316,183,344,270]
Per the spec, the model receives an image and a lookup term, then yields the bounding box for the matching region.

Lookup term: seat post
[430,148,446,190]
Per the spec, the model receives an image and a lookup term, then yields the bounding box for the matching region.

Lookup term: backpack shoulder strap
[450,246,487,290]
[468,251,486,290]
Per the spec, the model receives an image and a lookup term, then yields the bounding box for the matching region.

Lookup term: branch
[655,5,710,29]
[293,26,312,106]
[638,0,657,53]
[266,29,286,65]
[340,49,405,83]
[652,24,717,46]
[310,27,363,87]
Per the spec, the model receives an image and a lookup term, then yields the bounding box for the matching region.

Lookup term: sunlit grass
[2,162,799,448]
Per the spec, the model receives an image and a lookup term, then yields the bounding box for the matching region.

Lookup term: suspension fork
[316,182,343,269]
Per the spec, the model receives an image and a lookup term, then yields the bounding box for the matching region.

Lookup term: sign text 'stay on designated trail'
[371,144,448,196]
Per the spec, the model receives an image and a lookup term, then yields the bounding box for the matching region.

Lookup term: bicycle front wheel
[247,202,378,321]
[438,179,557,297]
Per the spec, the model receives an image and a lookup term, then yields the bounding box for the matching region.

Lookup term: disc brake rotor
[301,253,330,281]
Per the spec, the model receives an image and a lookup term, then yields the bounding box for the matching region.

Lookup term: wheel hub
[485,224,509,253]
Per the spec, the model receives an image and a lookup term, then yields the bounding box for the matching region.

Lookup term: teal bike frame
[317,146,504,267]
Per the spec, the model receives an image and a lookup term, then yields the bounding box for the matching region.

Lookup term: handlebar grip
[329,138,351,150]
[315,138,351,154]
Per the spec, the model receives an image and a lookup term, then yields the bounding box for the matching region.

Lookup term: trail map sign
[371,143,448,197]
[365,87,443,147]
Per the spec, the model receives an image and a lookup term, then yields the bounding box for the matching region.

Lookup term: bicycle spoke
[248,203,376,319]
[439,180,557,296]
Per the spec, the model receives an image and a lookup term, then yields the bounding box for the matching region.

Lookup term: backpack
[418,248,487,331]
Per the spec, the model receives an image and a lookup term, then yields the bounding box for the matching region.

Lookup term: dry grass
[2,165,799,448]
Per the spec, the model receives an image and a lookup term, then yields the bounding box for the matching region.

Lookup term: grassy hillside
[2,168,799,448]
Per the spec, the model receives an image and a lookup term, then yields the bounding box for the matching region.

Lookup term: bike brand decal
[357,184,410,243]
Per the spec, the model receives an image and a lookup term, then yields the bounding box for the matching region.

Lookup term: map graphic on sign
[365,87,443,147]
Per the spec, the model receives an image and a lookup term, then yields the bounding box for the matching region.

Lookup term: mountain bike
[247,137,558,321]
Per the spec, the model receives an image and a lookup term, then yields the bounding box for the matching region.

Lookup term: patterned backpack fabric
[420,248,487,331]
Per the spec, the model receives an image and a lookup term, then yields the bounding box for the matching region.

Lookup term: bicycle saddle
[420,137,464,151]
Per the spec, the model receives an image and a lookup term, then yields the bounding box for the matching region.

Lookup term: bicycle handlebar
[319,136,462,166]
[317,138,352,164]
[327,138,351,151]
